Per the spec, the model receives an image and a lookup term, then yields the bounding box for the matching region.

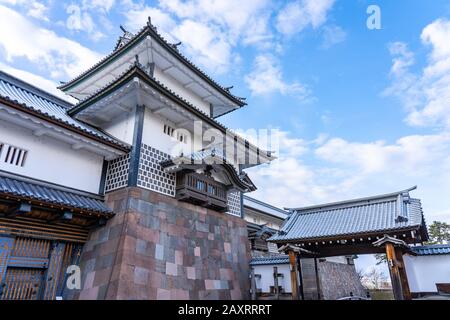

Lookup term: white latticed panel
[105,153,130,192]
[227,191,242,217]
[137,143,176,197]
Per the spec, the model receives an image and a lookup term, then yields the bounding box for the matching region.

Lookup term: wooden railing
[175,172,228,212]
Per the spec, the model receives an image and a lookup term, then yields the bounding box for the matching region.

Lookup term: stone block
[166,262,178,276]
[134,266,149,285]
[157,288,170,300]
[186,267,196,280]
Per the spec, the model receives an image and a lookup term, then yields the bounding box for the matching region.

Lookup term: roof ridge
[59,20,246,107]
[0,70,73,108]
[288,186,417,212]
[243,195,288,215]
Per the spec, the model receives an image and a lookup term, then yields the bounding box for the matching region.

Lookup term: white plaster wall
[253,264,291,293]
[102,109,136,145]
[142,107,202,156]
[154,67,211,115]
[404,254,450,293]
[0,119,103,193]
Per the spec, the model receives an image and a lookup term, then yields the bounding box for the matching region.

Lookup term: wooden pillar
[385,242,404,300]
[395,247,412,300]
[288,250,299,300]
[273,266,279,300]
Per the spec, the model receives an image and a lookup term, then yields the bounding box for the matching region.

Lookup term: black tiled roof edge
[0,172,113,215]
[0,93,130,152]
[59,21,246,107]
[0,71,73,109]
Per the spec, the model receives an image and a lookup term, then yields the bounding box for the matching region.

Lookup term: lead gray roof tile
[270,189,426,242]
[0,174,112,214]
[0,71,129,150]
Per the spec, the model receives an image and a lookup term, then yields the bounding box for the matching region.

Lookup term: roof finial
[224,86,233,92]
[120,25,127,33]
[147,16,156,30]
[171,41,182,50]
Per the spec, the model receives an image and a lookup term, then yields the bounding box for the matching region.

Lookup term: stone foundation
[300,259,366,300]
[317,261,366,299]
[74,187,251,300]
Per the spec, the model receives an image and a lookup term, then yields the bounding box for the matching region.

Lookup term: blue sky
[0,0,449,274]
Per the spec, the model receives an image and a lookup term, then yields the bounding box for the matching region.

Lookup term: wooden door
[0,236,82,300]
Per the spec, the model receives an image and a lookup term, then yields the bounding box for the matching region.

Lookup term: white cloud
[245,54,311,98]
[0,0,49,21]
[172,20,233,73]
[321,25,346,49]
[276,0,336,36]
[247,131,450,223]
[64,0,116,41]
[27,1,48,21]
[122,0,274,74]
[0,5,102,79]
[385,19,450,128]
[124,6,176,39]
[0,62,77,103]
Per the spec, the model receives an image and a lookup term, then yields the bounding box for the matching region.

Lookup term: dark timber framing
[128,104,145,187]
[99,159,109,195]
[67,65,272,164]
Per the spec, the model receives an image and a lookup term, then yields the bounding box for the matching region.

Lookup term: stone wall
[74,187,251,300]
[317,260,366,300]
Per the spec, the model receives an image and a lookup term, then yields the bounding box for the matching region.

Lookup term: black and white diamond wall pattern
[104,143,242,216]
[227,191,242,217]
[137,143,176,197]
[104,153,130,192]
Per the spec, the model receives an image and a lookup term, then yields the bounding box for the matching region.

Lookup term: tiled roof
[411,244,450,256]
[0,71,130,150]
[160,147,257,192]
[270,188,426,242]
[160,147,229,166]
[0,174,113,215]
[59,21,246,108]
[68,64,273,164]
[250,255,289,266]
[70,64,229,131]
[243,196,288,220]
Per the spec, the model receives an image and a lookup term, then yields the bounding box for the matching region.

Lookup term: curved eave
[59,25,246,108]
[0,96,130,153]
[161,158,256,193]
[67,64,274,166]
[268,225,425,244]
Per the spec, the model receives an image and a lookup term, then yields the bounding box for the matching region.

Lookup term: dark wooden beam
[288,250,299,300]
[395,246,412,300]
[385,242,404,300]
[6,202,31,217]
[48,211,73,223]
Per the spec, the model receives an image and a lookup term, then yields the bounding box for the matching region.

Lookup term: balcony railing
[175,172,228,212]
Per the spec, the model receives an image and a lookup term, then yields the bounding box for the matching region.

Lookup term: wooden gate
[0,236,82,300]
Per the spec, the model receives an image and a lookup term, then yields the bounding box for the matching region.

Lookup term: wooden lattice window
[1,143,28,167]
